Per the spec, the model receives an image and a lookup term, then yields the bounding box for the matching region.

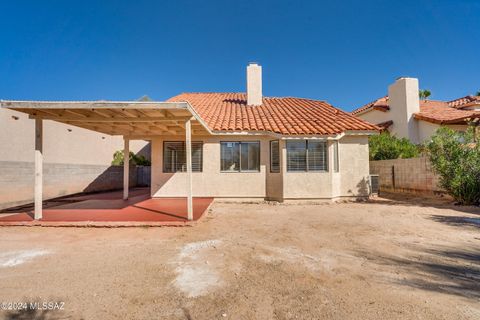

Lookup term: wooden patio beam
[28,115,193,122]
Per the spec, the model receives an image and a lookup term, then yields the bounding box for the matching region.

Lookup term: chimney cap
[248,61,259,65]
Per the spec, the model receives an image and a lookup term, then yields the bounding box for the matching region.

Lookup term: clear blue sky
[1,0,479,111]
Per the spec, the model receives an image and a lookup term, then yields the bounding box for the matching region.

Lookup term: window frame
[286,140,328,172]
[162,141,203,173]
[333,141,339,173]
[220,141,261,173]
[270,140,280,173]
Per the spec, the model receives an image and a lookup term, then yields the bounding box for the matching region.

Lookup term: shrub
[426,127,480,205]
[369,132,420,160]
[112,151,151,166]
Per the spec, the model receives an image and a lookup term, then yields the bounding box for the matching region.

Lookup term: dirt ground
[0,194,479,320]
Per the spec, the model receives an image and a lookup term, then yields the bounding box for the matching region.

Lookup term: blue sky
[0,0,479,111]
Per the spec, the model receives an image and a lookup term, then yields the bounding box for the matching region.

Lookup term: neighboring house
[352,77,480,143]
[1,63,378,215]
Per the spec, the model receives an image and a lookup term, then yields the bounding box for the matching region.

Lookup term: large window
[163,141,203,172]
[286,140,328,172]
[270,140,280,173]
[221,141,260,172]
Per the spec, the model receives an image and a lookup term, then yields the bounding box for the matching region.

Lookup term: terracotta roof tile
[351,96,390,115]
[168,93,379,135]
[447,95,480,109]
[352,96,480,124]
[414,103,480,124]
[376,120,393,131]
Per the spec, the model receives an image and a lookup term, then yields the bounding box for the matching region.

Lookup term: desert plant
[426,127,480,205]
[112,151,151,166]
[369,132,420,160]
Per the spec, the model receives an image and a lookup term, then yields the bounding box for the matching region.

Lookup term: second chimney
[247,63,262,106]
[388,77,420,143]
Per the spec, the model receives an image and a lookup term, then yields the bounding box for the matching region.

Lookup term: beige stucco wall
[356,109,391,127]
[151,134,371,200]
[282,136,370,199]
[151,135,270,199]
[337,136,371,197]
[0,108,149,165]
[417,121,468,143]
[357,109,469,143]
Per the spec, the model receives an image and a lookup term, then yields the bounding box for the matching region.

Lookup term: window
[333,141,339,172]
[270,140,280,173]
[286,140,328,172]
[163,141,203,172]
[221,141,260,172]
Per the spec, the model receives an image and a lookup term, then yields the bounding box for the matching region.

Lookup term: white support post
[185,118,193,221]
[123,137,130,200]
[34,119,43,220]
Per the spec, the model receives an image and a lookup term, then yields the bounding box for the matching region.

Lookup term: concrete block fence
[369,157,444,195]
[0,161,150,210]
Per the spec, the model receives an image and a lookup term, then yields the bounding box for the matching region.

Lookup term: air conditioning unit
[369,174,379,195]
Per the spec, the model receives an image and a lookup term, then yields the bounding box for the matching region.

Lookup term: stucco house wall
[417,121,468,143]
[356,109,389,127]
[0,108,149,165]
[151,135,270,200]
[151,134,370,201]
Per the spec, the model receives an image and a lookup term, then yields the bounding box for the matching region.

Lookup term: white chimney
[247,63,262,106]
[388,77,420,143]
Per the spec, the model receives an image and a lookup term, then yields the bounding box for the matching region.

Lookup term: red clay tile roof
[168,93,379,135]
[447,95,480,109]
[351,96,390,115]
[352,96,480,124]
[414,102,480,124]
[376,120,393,131]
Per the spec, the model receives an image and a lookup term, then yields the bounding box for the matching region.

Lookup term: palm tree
[419,89,431,100]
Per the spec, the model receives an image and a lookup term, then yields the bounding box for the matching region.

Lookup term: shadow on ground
[364,192,480,215]
[430,215,480,228]
[355,245,480,300]
[2,306,76,320]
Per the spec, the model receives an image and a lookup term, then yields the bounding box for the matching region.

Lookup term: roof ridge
[174,92,333,103]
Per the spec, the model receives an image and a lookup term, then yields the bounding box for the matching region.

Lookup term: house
[352,77,480,143]
[0,63,378,220]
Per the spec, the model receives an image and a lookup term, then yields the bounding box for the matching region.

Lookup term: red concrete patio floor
[0,188,213,227]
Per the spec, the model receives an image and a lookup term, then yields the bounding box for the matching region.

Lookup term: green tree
[475,90,480,96]
[426,127,480,205]
[369,132,420,160]
[112,151,151,166]
[419,89,431,100]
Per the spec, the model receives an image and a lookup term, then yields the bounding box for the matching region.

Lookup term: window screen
[286,140,328,172]
[270,140,280,173]
[221,142,260,172]
[308,141,328,171]
[163,141,203,172]
[286,140,307,172]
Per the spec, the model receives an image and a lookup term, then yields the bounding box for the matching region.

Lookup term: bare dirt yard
[0,194,479,320]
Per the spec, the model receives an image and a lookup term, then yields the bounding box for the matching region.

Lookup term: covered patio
[0,100,211,224]
[0,188,213,226]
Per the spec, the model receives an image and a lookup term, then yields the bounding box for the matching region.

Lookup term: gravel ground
[0,194,479,320]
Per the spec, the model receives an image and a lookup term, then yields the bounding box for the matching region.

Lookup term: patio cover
[0,100,210,221]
